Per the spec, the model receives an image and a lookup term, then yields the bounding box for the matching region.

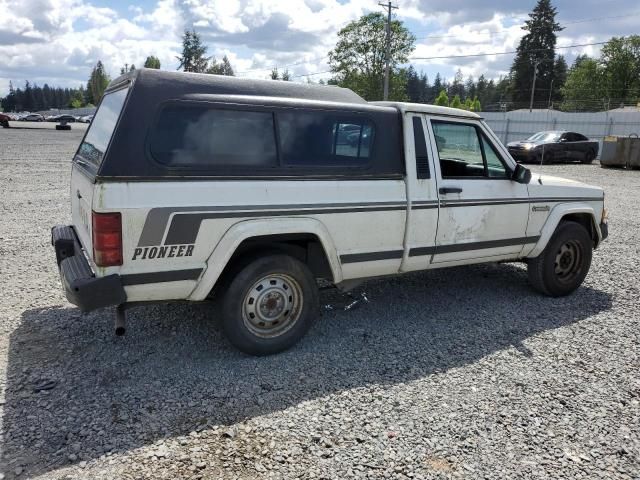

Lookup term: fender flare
[188,217,343,301]
[524,203,602,258]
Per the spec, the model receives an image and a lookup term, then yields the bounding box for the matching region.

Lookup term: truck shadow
[2,263,612,478]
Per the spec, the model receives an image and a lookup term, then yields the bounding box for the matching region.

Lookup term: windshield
[526,132,561,142]
[76,87,128,167]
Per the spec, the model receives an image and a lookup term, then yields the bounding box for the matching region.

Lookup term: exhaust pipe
[115,304,126,336]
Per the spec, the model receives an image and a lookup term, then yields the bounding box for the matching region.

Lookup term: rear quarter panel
[95,179,407,302]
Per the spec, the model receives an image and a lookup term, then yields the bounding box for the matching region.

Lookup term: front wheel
[220,254,319,355]
[527,221,593,297]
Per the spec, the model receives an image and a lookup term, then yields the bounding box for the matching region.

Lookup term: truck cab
[52,69,608,355]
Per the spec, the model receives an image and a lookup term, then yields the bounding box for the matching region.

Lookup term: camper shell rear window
[76,87,128,170]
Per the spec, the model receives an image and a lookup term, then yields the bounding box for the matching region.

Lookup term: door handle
[439,187,463,194]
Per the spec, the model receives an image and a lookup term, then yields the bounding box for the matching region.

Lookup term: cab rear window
[76,88,128,168]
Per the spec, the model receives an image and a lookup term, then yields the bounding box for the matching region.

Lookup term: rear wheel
[220,254,319,355]
[582,150,595,164]
[527,221,592,297]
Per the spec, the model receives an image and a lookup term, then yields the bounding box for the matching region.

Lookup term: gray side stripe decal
[120,268,203,285]
[137,196,601,247]
[138,201,407,247]
[341,236,541,264]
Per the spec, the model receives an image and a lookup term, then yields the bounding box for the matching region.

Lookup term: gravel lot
[0,127,638,480]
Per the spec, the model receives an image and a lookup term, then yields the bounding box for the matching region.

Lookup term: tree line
[1,56,161,112]
[2,0,639,113]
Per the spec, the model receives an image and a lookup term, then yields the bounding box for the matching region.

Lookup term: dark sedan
[507,131,599,164]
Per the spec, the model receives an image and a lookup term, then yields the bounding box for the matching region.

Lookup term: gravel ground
[0,128,638,480]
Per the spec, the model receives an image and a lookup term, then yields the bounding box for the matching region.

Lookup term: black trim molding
[341,235,541,264]
[120,269,203,286]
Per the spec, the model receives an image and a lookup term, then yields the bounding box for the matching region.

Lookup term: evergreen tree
[449,69,465,98]
[406,66,421,102]
[551,55,568,103]
[510,0,563,105]
[88,61,110,104]
[1,81,17,111]
[23,81,34,111]
[432,73,443,102]
[472,97,482,112]
[281,69,291,81]
[220,55,234,76]
[120,64,136,75]
[176,29,209,73]
[144,56,161,69]
[450,95,462,109]
[207,55,235,76]
[270,68,279,80]
[464,76,477,100]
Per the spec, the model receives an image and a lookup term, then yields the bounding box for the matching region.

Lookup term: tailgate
[70,86,130,260]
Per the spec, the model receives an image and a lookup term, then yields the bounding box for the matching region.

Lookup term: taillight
[92,212,123,267]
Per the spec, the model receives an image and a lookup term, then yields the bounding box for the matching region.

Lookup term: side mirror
[512,163,532,184]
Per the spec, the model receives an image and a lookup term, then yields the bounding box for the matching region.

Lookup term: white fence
[36,107,97,116]
[482,110,640,154]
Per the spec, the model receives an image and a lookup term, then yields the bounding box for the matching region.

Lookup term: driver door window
[432,121,508,179]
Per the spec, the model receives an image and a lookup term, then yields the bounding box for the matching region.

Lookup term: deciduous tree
[328,12,415,101]
[144,56,161,69]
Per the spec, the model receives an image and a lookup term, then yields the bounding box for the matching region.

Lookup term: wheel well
[560,213,598,245]
[211,233,334,298]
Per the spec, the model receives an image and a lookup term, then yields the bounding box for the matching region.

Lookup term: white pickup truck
[52,69,608,355]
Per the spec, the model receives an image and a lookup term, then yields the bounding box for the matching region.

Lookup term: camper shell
[83,69,405,180]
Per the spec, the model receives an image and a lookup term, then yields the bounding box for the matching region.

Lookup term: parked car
[52,69,608,355]
[79,115,94,123]
[48,114,78,123]
[507,131,599,164]
[0,112,10,128]
[21,113,45,122]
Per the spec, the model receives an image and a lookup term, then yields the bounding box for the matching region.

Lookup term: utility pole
[379,1,398,101]
[529,59,539,113]
[548,78,554,109]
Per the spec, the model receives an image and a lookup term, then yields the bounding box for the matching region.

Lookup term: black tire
[1,121,8,128]
[220,254,319,355]
[582,150,595,164]
[527,221,592,297]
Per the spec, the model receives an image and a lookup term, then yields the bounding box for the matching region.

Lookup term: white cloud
[0,0,638,96]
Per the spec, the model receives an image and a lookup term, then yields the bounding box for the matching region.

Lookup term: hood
[529,173,604,198]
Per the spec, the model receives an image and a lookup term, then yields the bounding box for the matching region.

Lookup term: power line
[236,56,328,75]
[291,70,332,79]
[410,41,607,61]
[415,13,639,40]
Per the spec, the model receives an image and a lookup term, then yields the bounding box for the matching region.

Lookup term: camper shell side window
[146,101,387,175]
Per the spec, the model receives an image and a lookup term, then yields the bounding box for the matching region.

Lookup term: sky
[0,0,638,96]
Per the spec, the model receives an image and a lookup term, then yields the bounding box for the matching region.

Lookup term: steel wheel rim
[554,240,582,284]
[242,273,303,338]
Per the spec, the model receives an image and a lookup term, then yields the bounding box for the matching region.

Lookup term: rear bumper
[51,225,126,312]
